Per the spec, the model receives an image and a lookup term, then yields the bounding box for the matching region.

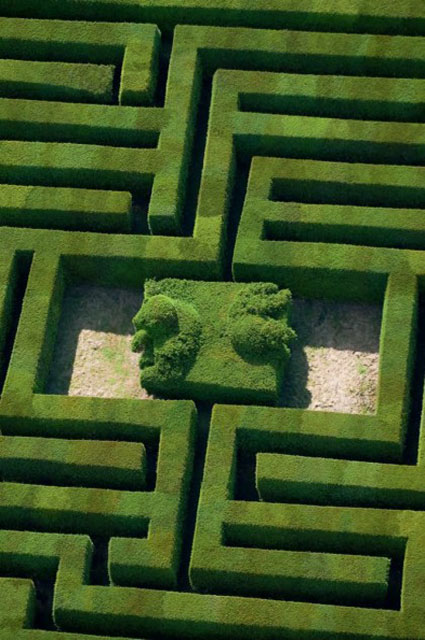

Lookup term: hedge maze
[2,1,425,638]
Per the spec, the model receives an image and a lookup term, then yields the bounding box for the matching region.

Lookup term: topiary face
[132,290,202,385]
[227,283,296,363]
[133,294,178,341]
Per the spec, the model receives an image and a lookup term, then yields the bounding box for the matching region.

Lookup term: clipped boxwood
[132,278,296,405]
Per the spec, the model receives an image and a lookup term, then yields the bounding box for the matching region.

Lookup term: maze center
[1,2,425,639]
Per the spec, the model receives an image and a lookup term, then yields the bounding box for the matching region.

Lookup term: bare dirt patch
[282,299,381,414]
[47,285,152,399]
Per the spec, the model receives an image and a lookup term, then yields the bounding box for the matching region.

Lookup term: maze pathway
[1,1,425,639]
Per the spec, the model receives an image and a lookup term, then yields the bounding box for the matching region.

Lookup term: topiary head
[133,294,178,341]
[227,283,296,364]
[230,315,295,362]
[230,315,269,357]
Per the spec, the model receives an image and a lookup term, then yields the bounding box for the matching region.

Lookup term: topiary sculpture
[227,282,296,364]
[131,291,202,387]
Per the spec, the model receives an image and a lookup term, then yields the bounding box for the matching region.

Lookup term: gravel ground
[46,285,152,399]
[282,298,381,414]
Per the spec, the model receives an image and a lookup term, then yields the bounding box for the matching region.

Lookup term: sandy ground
[282,299,381,414]
[47,285,152,399]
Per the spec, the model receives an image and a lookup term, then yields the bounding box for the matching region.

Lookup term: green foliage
[2,0,425,37]
[131,328,149,353]
[228,282,296,362]
[134,294,179,339]
[0,578,35,630]
[1,4,425,639]
[132,278,296,404]
[0,185,132,233]
[0,435,147,489]
[0,59,114,103]
[132,290,202,381]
